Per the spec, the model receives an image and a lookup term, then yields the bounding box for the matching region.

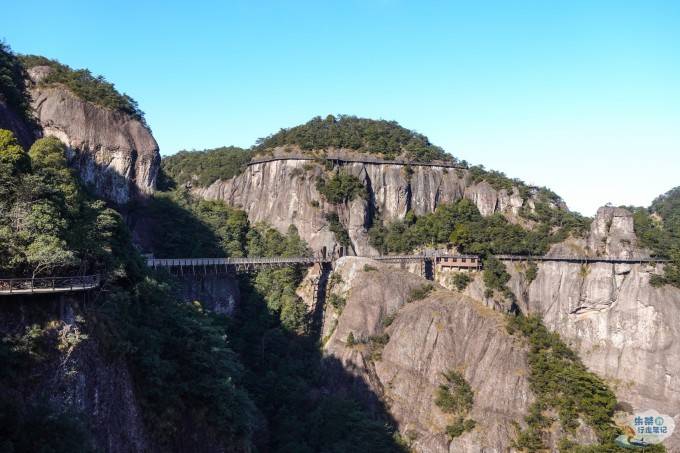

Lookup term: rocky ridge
[26,65,160,204]
[194,149,550,255]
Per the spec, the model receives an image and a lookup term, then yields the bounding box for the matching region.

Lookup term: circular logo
[615,409,675,449]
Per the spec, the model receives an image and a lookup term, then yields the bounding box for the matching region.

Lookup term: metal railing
[146,256,326,268]
[0,275,101,295]
[494,255,670,264]
[248,155,464,169]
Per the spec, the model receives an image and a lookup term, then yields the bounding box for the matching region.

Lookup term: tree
[25,235,76,278]
[0,129,30,175]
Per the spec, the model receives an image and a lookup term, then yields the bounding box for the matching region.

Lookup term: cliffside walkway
[146,256,330,275]
[494,255,669,264]
[146,254,669,276]
[0,275,101,296]
[248,155,465,169]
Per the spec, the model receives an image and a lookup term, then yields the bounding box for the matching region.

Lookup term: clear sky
[3,0,679,216]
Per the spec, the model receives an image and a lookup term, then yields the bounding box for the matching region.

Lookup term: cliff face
[506,206,680,450]
[195,154,540,254]
[319,257,533,452]
[26,67,160,204]
[0,295,152,452]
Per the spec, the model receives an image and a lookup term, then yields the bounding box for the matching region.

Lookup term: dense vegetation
[316,170,365,204]
[0,42,34,124]
[368,198,589,257]
[132,185,405,449]
[159,146,254,188]
[631,187,680,288]
[434,370,477,439]
[507,315,666,453]
[19,54,145,122]
[256,114,454,162]
[0,131,135,278]
[0,129,260,450]
[1,128,405,451]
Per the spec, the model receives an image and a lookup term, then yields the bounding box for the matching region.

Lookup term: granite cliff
[193,148,553,255]
[25,65,160,204]
[514,206,680,449]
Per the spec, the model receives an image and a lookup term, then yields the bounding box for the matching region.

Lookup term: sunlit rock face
[317,257,534,452]
[27,66,160,204]
[194,153,547,254]
[503,206,680,451]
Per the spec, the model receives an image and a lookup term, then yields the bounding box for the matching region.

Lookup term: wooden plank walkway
[0,275,100,296]
[494,255,669,264]
[247,155,464,169]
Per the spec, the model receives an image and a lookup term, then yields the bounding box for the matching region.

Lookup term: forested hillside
[0,128,405,452]
[632,186,680,287]
[160,146,253,188]
[256,114,454,162]
[19,54,145,121]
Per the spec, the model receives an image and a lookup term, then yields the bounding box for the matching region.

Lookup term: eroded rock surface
[195,153,546,254]
[27,66,160,204]
[506,207,680,450]
[321,257,533,452]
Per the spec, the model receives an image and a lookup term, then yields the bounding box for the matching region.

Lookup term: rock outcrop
[505,206,680,450]
[26,66,160,204]
[195,152,550,254]
[320,257,533,452]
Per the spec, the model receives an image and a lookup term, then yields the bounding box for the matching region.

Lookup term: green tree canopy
[256,114,455,163]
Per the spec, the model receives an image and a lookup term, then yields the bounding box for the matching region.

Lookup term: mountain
[0,45,160,204]
[2,41,678,453]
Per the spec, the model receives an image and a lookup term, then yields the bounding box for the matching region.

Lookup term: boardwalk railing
[147,254,670,272]
[0,275,100,295]
[248,155,464,169]
[494,255,670,264]
[147,256,329,275]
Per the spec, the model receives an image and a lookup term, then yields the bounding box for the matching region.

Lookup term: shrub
[329,293,347,313]
[445,417,476,439]
[407,283,433,302]
[346,331,356,347]
[483,257,511,293]
[316,172,365,204]
[451,273,472,291]
[434,370,474,415]
[382,312,397,328]
[367,334,390,361]
[506,315,629,450]
[525,262,538,284]
[325,212,352,247]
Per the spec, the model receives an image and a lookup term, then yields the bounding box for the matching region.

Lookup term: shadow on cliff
[124,193,224,257]
[224,273,406,452]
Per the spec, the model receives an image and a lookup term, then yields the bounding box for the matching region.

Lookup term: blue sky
[3,0,679,215]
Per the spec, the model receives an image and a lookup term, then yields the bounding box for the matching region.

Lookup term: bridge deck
[0,275,100,296]
[248,155,464,169]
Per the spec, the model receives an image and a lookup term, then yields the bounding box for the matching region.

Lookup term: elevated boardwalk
[147,256,329,275]
[146,253,669,275]
[248,155,464,169]
[494,255,669,265]
[0,275,100,296]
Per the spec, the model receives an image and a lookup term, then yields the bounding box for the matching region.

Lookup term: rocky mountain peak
[21,57,161,204]
[588,205,643,258]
